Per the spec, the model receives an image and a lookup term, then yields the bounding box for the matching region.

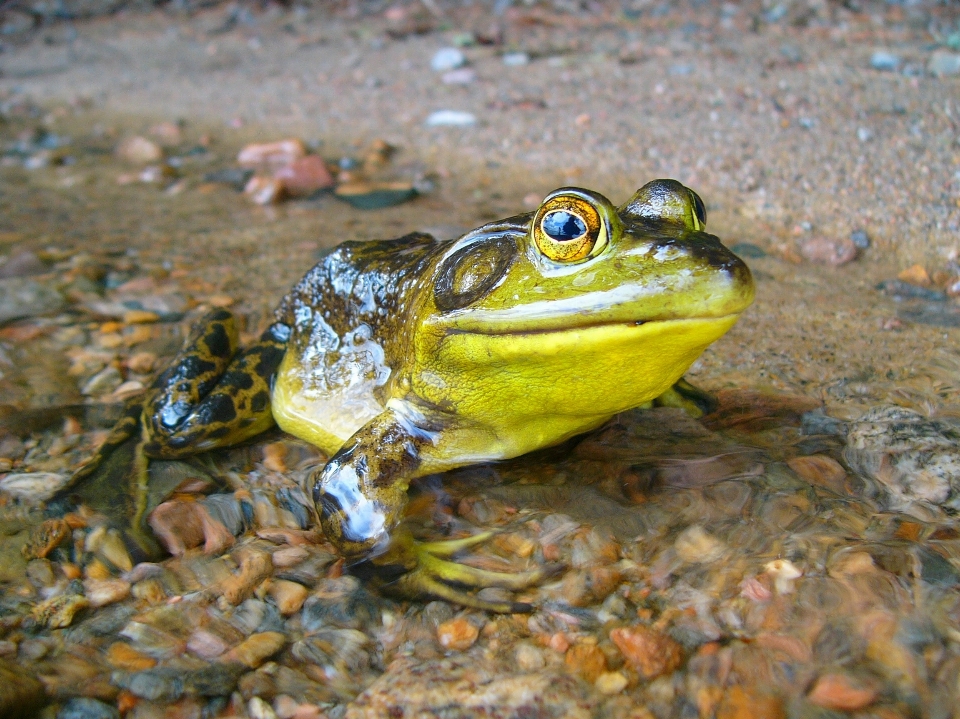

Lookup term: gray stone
[58,697,120,719]
[928,50,960,77]
[0,277,66,323]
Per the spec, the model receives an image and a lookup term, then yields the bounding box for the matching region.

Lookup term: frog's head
[412,180,754,429]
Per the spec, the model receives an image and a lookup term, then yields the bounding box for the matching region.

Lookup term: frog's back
[271,232,447,452]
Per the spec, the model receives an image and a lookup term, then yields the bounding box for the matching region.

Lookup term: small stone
[238,139,307,167]
[897,263,931,287]
[595,671,628,695]
[31,593,89,629]
[674,525,726,564]
[271,546,309,568]
[262,442,289,473]
[857,127,873,143]
[610,626,683,679]
[220,547,273,605]
[85,526,134,572]
[57,697,120,719]
[187,629,231,659]
[0,277,66,323]
[764,559,802,594]
[81,365,123,397]
[870,51,900,71]
[274,155,335,196]
[208,294,235,308]
[786,455,847,493]
[244,176,286,205]
[122,309,159,324]
[149,121,182,146]
[220,631,286,668]
[269,580,308,616]
[565,643,607,683]
[84,578,131,607]
[0,250,46,279]
[807,673,878,710]
[334,181,417,210]
[441,68,476,85]
[502,52,529,66]
[2,472,69,504]
[515,642,546,671]
[850,229,870,249]
[716,685,785,719]
[249,696,279,719]
[148,499,235,556]
[22,518,71,558]
[928,50,960,77]
[430,47,466,72]
[798,236,858,266]
[107,642,158,671]
[425,110,477,127]
[437,617,480,651]
[116,136,163,164]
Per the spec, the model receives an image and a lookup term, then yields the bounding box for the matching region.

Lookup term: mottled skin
[61,180,754,611]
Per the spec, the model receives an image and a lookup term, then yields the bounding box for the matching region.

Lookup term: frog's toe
[370,530,564,613]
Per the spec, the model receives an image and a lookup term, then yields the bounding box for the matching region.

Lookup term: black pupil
[542,211,587,241]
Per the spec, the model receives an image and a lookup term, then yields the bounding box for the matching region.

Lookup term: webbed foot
[364,528,565,613]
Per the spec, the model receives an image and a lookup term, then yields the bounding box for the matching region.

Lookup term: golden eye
[533,194,607,263]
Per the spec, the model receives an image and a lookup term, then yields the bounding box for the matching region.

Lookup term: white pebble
[425,111,477,127]
[430,47,466,72]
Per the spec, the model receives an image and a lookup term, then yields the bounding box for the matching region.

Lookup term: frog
[58,179,754,612]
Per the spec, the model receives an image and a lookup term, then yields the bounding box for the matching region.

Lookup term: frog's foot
[368,529,565,613]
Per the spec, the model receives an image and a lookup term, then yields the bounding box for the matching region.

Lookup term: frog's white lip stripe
[446,313,742,337]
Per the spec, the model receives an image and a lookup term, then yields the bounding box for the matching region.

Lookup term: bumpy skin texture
[61,180,755,609]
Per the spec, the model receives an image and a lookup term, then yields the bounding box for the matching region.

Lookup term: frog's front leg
[311,404,560,613]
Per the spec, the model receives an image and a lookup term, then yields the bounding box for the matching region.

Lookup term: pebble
[148,498,235,556]
[850,229,870,249]
[22,520,71,561]
[716,685,785,719]
[594,671,628,695]
[870,51,901,71]
[249,697,279,719]
[565,643,607,683]
[237,139,307,166]
[57,697,120,719]
[106,642,158,671]
[807,672,878,710]
[186,629,230,659]
[268,579,308,616]
[334,180,417,210]
[674,525,726,564]
[84,578,132,607]
[441,68,476,84]
[786,454,847,493]
[897,263,931,286]
[844,405,960,517]
[221,631,286,668]
[436,617,480,651]
[0,250,46,278]
[798,236,858,266]
[764,559,803,594]
[609,626,683,679]
[502,52,529,66]
[244,175,286,205]
[0,471,69,503]
[430,47,466,72]
[271,546,309,568]
[514,642,546,671]
[425,110,477,127]
[31,593,90,629]
[81,365,123,396]
[116,136,163,164]
[928,49,960,77]
[274,155,335,196]
[0,277,66,323]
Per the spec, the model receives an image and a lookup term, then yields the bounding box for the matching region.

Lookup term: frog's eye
[533,195,608,263]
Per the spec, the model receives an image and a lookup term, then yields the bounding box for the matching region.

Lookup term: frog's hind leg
[142,310,289,458]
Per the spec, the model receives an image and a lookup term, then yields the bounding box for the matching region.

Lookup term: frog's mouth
[444,312,744,338]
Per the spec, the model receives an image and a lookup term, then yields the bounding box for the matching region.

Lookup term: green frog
[61,179,754,612]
